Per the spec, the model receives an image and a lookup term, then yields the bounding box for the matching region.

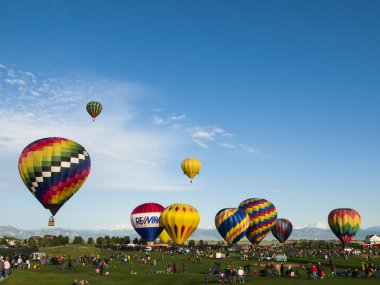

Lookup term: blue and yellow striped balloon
[239,198,277,245]
[215,208,249,245]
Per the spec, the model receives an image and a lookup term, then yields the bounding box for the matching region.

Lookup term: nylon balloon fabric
[271,218,293,243]
[86,101,102,120]
[159,229,171,243]
[130,203,165,243]
[328,208,361,246]
[239,198,277,245]
[18,137,91,216]
[181,158,201,182]
[215,208,249,245]
[161,203,200,245]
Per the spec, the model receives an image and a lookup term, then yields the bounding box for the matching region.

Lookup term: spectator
[237,267,245,284]
[4,258,10,278]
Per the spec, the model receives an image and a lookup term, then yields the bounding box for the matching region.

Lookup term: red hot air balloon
[271,218,293,243]
[130,203,165,244]
[328,208,361,247]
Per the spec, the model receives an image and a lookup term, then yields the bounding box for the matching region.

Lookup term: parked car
[274,255,287,262]
[260,255,273,261]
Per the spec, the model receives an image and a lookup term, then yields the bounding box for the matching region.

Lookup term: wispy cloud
[0,64,188,193]
[152,114,186,125]
[192,139,209,149]
[152,113,259,155]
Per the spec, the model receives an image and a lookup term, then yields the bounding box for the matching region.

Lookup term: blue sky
[0,1,379,234]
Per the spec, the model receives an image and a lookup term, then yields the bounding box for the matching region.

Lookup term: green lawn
[1,245,379,285]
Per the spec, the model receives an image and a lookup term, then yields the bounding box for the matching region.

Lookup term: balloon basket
[48,217,55,227]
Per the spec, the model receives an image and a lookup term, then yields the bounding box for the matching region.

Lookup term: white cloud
[191,129,215,140]
[153,115,165,125]
[239,144,260,154]
[168,114,186,121]
[4,78,25,85]
[0,64,187,193]
[192,139,208,148]
[220,143,235,149]
[151,111,260,155]
[152,114,186,125]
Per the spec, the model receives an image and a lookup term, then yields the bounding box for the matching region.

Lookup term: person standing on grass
[237,267,245,284]
[0,256,4,279]
[3,258,10,278]
[331,264,336,277]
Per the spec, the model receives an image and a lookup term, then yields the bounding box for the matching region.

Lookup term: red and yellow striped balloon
[215,208,249,245]
[160,203,200,245]
[328,208,361,246]
[239,198,277,245]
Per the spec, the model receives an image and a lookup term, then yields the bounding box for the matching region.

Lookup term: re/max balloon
[18,137,91,226]
[215,208,249,246]
[239,198,277,246]
[271,218,293,243]
[181,158,201,183]
[161,203,200,245]
[328,208,361,246]
[86,101,102,121]
[130,203,164,243]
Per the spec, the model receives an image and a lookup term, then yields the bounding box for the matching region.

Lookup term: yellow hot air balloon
[161,203,200,245]
[181,158,201,183]
[159,229,171,243]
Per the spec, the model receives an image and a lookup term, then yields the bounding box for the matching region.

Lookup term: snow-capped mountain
[1,224,380,241]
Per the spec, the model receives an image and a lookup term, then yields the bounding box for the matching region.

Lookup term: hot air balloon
[159,229,171,243]
[130,203,165,244]
[271,218,293,243]
[18,137,91,226]
[328,208,361,247]
[239,198,277,246]
[86,101,102,121]
[181,158,201,183]
[215,208,249,246]
[160,203,200,245]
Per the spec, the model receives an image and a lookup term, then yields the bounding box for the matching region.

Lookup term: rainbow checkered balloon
[239,198,277,245]
[215,208,249,245]
[328,208,361,246]
[18,137,91,217]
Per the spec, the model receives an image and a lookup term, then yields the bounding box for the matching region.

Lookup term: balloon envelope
[215,208,249,245]
[271,218,293,243]
[239,198,277,245]
[159,229,171,243]
[328,208,361,246]
[181,158,201,182]
[130,202,165,243]
[161,203,200,245]
[86,101,102,120]
[18,137,91,217]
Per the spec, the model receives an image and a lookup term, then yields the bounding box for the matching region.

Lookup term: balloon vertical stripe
[239,198,277,245]
[271,218,293,243]
[181,158,201,182]
[86,101,102,120]
[328,208,361,246]
[161,203,200,245]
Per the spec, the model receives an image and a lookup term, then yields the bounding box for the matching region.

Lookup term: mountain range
[1,224,380,242]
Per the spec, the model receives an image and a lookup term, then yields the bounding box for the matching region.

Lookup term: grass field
[1,245,379,285]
